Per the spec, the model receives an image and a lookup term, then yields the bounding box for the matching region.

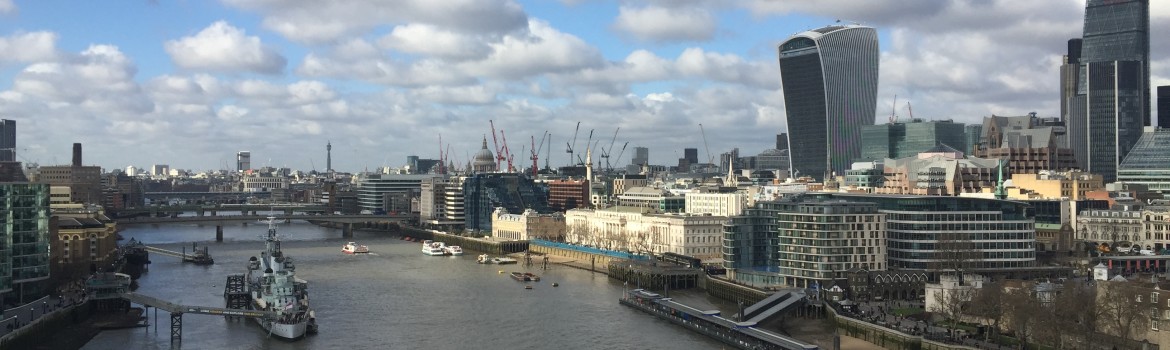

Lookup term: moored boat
[245,217,315,340]
[443,245,463,256]
[509,271,530,281]
[477,254,518,264]
[422,241,448,256]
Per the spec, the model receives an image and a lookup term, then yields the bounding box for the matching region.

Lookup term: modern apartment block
[773,199,886,289]
[779,24,879,179]
[0,162,50,303]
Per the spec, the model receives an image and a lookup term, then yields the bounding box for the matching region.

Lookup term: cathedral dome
[472,137,497,172]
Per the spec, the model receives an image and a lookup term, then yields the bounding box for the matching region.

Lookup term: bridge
[110,203,327,218]
[116,214,415,238]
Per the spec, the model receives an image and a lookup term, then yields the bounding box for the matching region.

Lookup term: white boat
[443,245,464,256]
[245,217,316,340]
[342,242,369,254]
[476,254,517,264]
[422,241,449,256]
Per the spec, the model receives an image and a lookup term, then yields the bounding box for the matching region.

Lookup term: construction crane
[578,129,594,165]
[566,122,580,166]
[613,142,629,170]
[890,94,898,124]
[906,101,914,120]
[699,123,713,172]
[501,129,515,172]
[531,131,547,177]
[600,127,619,171]
[545,134,551,170]
[489,120,504,171]
[438,134,446,174]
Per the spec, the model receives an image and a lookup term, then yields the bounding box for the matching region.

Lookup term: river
[81,221,732,349]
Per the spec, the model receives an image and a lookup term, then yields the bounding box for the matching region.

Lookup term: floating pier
[142,244,214,265]
[620,289,817,350]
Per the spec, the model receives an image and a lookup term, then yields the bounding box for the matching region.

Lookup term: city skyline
[0,1,1169,172]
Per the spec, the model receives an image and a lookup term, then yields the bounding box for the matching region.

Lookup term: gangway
[119,291,277,342]
[143,244,214,264]
[733,290,807,324]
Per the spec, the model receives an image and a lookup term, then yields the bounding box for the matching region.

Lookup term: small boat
[523,272,540,282]
[509,272,530,281]
[477,254,517,264]
[342,242,370,254]
[525,285,533,290]
[443,245,464,256]
[184,242,214,265]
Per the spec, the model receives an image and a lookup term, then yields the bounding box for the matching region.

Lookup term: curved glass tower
[778,25,879,180]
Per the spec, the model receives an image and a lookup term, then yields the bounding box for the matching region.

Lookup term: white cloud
[461,19,605,78]
[165,21,286,74]
[379,24,492,61]
[411,85,499,105]
[222,0,528,44]
[612,5,716,42]
[0,0,15,15]
[0,32,57,63]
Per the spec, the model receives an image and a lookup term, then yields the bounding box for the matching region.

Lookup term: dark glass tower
[1068,0,1149,182]
[0,120,14,162]
[1159,86,1169,127]
[778,25,879,180]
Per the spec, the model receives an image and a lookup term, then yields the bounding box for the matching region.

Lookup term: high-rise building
[0,119,14,162]
[963,125,983,156]
[1158,85,1170,127]
[0,162,49,303]
[683,148,698,164]
[776,133,788,151]
[236,151,251,172]
[779,24,879,180]
[1067,0,1149,182]
[859,119,966,161]
[1060,39,1082,122]
[1117,127,1170,193]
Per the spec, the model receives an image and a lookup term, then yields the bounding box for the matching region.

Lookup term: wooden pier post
[215,225,223,242]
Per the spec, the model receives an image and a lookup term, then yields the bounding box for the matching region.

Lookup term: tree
[932,276,974,339]
[930,231,980,281]
[1052,281,1104,349]
[1098,281,1150,341]
[968,281,1007,344]
[1004,286,1041,349]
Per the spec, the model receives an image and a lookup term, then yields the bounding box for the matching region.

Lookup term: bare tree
[932,277,974,339]
[1098,281,1150,340]
[968,281,1007,344]
[931,231,980,280]
[1004,286,1041,349]
[1053,281,1103,349]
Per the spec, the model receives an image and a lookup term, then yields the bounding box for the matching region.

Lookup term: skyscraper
[778,24,879,180]
[236,151,251,172]
[0,119,14,162]
[1067,0,1149,182]
[1158,85,1169,127]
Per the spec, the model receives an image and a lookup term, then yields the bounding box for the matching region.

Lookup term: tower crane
[566,122,580,167]
[578,129,594,165]
[890,94,898,124]
[531,131,547,176]
[438,134,446,174]
[613,142,629,171]
[600,127,619,172]
[699,124,714,172]
[501,129,515,172]
[489,120,504,171]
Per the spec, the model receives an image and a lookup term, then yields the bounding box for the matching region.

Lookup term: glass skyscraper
[1067,0,1149,182]
[859,119,966,161]
[778,25,879,180]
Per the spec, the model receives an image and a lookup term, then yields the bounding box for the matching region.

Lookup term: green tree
[968,281,1007,344]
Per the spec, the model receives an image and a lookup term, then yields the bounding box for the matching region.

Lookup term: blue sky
[0,0,1163,172]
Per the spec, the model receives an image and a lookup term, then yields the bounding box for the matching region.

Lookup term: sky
[0,0,1167,173]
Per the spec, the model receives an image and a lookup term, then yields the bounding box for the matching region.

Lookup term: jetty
[143,243,214,265]
[621,289,817,350]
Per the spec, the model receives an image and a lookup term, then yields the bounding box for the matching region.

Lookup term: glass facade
[0,183,50,300]
[1071,0,1149,182]
[860,120,966,161]
[779,25,879,179]
[1117,128,1170,192]
[462,173,549,233]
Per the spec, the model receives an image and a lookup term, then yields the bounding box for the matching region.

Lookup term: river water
[81,221,731,349]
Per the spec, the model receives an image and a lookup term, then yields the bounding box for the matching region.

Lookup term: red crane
[501,130,515,172]
[489,120,504,171]
[531,131,547,176]
[438,134,446,174]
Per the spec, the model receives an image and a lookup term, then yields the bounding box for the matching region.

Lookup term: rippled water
[81,221,728,349]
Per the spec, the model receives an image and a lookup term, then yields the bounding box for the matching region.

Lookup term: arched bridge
[115,214,416,238]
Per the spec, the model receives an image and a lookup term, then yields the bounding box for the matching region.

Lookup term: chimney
[72,143,82,167]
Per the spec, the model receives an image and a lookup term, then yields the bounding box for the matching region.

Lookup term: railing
[529,239,651,261]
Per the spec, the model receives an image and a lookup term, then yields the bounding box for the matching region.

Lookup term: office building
[683,148,698,165]
[1060,39,1083,123]
[37,144,102,205]
[1159,86,1170,127]
[0,119,13,162]
[566,208,725,262]
[877,145,999,196]
[1117,127,1170,193]
[1067,0,1149,182]
[462,173,549,233]
[684,192,745,217]
[491,208,565,241]
[779,24,879,179]
[776,133,788,151]
[0,162,50,303]
[975,114,1077,175]
[548,179,589,211]
[860,119,966,161]
[963,125,983,156]
[355,173,434,213]
[236,151,250,172]
[1009,171,1104,200]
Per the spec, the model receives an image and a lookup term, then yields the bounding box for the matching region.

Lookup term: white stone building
[564,207,725,263]
[684,192,746,217]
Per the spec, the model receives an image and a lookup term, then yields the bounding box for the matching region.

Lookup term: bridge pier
[171,312,182,342]
[197,208,204,217]
[210,210,217,216]
[343,223,354,238]
[216,226,224,242]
